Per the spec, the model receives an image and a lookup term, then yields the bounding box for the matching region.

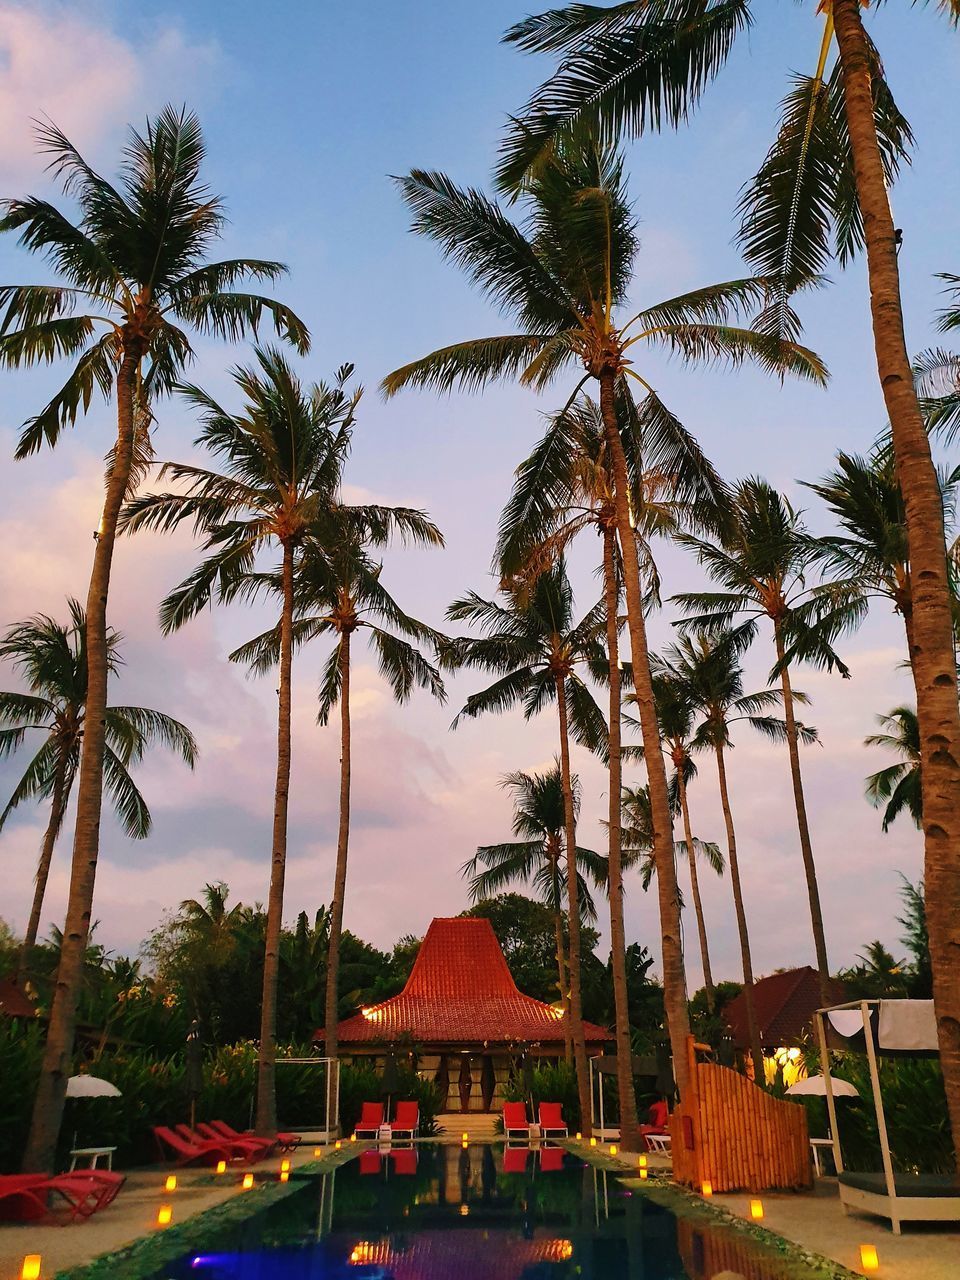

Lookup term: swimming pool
[152,1143,812,1279]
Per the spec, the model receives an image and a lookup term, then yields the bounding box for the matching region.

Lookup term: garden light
[164,1175,177,1192]
[21,1258,42,1280]
[280,1159,290,1173]
[609,1145,618,1156]
[860,1244,879,1272]
[350,1134,357,1143]
[750,1200,764,1220]
[215,1160,227,1175]
[279,1171,289,1183]
[157,1205,173,1227]
[701,1181,713,1198]
[242,1173,254,1190]
[335,1140,342,1150]
[589,1137,597,1147]
[637,1155,647,1169]
[639,1168,648,1181]
[575,1131,582,1140]
[462,1131,468,1142]
[314,1147,322,1157]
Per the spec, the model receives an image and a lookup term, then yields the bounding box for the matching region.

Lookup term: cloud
[0,3,223,190]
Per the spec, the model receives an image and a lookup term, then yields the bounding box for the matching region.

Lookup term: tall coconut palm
[120,348,352,1135]
[0,602,197,985]
[659,630,817,1082]
[443,563,607,1128]
[1,107,308,1171]
[383,143,822,1096]
[672,478,848,1002]
[804,447,960,659]
[230,502,445,1090]
[497,391,725,1136]
[461,763,607,1060]
[865,706,922,834]
[499,0,960,1151]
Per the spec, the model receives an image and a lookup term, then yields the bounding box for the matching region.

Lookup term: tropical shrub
[503,1059,581,1130]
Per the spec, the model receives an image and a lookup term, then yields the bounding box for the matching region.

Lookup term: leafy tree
[443,562,607,1125]
[462,763,607,1057]
[898,877,931,999]
[384,142,819,1098]
[865,707,922,833]
[840,941,910,1001]
[1,108,308,1171]
[497,0,960,1156]
[0,602,196,984]
[673,478,844,1001]
[121,348,353,1134]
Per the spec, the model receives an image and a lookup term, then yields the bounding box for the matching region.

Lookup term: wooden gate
[671,1037,811,1193]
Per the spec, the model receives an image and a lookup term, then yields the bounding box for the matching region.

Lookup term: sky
[0,1,958,992]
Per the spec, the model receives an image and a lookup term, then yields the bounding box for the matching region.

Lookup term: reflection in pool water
[156,1142,803,1279]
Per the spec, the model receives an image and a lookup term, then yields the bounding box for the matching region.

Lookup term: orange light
[860,1244,879,1272]
[639,1168,649,1180]
[459,1203,470,1216]
[21,1258,42,1280]
[609,1145,618,1156]
[280,1159,290,1173]
[164,1174,177,1192]
[589,1137,597,1148]
[638,1155,647,1169]
[575,1131,582,1141]
[461,1131,468,1142]
[350,1134,357,1143]
[750,1199,764,1220]
[701,1180,713,1198]
[461,1140,468,1150]
[157,1205,173,1227]
[313,1147,322,1157]
[279,1171,289,1183]
[335,1140,342,1150]
[242,1173,254,1190]
[215,1160,227,1175]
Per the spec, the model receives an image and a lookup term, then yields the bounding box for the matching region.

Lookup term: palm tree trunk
[554,673,593,1135]
[598,366,691,1098]
[553,905,573,1064]
[773,621,830,1001]
[323,629,351,1132]
[833,0,960,1161]
[255,539,295,1135]
[677,768,715,1011]
[22,346,140,1173]
[602,522,640,1145]
[17,754,71,986]
[714,742,764,1082]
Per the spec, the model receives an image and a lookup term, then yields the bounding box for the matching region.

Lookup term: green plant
[503,1058,582,1130]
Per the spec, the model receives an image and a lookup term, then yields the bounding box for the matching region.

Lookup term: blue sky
[0,2,957,989]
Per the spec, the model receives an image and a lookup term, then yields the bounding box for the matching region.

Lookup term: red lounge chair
[502,1102,530,1142]
[538,1102,568,1138]
[502,1146,528,1174]
[153,1125,237,1167]
[0,1172,123,1224]
[195,1122,275,1156]
[639,1100,670,1152]
[390,1147,418,1175]
[175,1123,264,1162]
[0,1175,54,1222]
[358,1150,381,1175]
[354,1102,384,1139]
[539,1146,565,1172]
[210,1118,300,1152]
[391,1100,419,1140]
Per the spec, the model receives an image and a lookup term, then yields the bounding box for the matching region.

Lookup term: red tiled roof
[317,917,610,1046]
[723,966,846,1050]
[0,979,38,1019]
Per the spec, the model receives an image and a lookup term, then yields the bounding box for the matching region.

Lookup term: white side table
[69,1146,116,1171]
[809,1138,835,1177]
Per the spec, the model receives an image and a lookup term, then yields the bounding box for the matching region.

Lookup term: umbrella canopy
[66,1074,122,1099]
[786,1074,858,1098]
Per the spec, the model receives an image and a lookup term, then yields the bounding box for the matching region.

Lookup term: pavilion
[723,966,846,1085]
[317,916,611,1113]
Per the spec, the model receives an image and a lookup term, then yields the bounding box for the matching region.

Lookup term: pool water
[156,1143,802,1279]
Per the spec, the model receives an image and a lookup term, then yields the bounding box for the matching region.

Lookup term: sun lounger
[210,1119,299,1152]
[195,1121,275,1155]
[391,1100,419,1140]
[354,1102,384,1139]
[153,1125,238,1167]
[538,1102,568,1138]
[838,1170,960,1234]
[175,1123,264,1161]
[502,1102,530,1141]
[0,1171,124,1223]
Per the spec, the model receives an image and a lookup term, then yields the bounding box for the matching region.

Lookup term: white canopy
[66,1075,121,1099]
[827,999,938,1054]
[786,1073,859,1098]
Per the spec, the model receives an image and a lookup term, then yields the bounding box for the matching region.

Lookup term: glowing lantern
[701,1180,713,1198]
[609,1145,618,1157]
[279,1171,289,1183]
[639,1168,649,1181]
[860,1244,879,1272]
[461,1132,469,1142]
[335,1140,342,1150]
[157,1205,173,1227]
[21,1258,42,1280]
[637,1155,647,1169]
[589,1137,597,1148]
[242,1173,254,1190]
[313,1147,322,1157]
[280,1159,290,1173]
[350,1133,357,1143]
[164,1174,177,1192]
[750,1199,764,1220]
[575,1131,582,1141]
[459,1203,470,1216]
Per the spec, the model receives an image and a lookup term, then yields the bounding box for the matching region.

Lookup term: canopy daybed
[815,998,960,1234]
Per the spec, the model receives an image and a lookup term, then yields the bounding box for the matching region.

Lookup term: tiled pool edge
[566,1143,861,1280]
[52,1148,360,1280]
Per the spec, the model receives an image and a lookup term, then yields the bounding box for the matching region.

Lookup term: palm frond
[102,745,151,839]
[382,333,556,397]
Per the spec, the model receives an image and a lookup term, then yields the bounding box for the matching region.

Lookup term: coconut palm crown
[865,706,922,833]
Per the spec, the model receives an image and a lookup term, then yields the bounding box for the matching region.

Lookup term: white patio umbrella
[66,1075,122,1099]
[786,1074,858,1098]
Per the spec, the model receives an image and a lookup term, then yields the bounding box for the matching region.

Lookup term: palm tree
[120,349,352,1135]
[865,707,922,834]
[462,763,607,1060]
[498,0,960,1154]
[804,447,960,661]
[1,107,308,1171]
[497,391,724,1138]
[443,563,607,1129]
[230,502,445,1088]
[0,602,197,985]
[383,143,821,1096]
[673,478,847,1002]
[659,630,817,1082]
